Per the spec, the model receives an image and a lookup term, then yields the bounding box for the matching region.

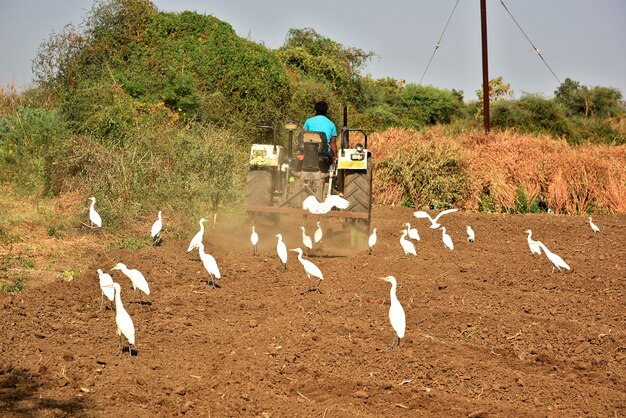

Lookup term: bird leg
[315,280,323,294]
[117,334,122,356]
[208,274,216,289]
[128,341,132,357]
[100,292,104,311]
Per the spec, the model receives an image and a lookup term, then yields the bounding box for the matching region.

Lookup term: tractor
[245,107,372,232]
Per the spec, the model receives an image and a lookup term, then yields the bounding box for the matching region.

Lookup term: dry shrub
[369,127,626,214]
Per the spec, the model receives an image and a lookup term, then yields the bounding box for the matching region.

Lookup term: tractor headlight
[355,143,364,152]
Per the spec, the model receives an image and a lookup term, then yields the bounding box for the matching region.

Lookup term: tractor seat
[298,131,330,172]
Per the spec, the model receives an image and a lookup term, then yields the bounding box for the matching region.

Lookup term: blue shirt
[303,115,337,156]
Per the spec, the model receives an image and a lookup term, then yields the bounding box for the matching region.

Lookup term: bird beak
[289,249,297,252]
[378,277,389,282]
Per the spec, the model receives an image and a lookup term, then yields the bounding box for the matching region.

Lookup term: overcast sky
[1,0,625,100]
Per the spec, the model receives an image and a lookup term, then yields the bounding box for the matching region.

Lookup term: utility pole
[480,0,490,133]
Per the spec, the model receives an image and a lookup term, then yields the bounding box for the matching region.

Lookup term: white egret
[300,226,313,255]
[88,197,102,228]
[111,263,150,303]
[525,230,542,255]
[191,242,222,287]
[379,276,406,349]
[413,208,458,229]
[275,234,288,270]
[368,228,377,255]
[466,226,475,243]
[150,210,163,244]
[187,218,206,252]
[102,282,135,356]
[399,229,417,256]
[97,268,115,311]
[588,217,600,233]
[250,226,259,256]
[441,227,454,251]
[536,241,570,272]
[302,194,350,214]
[403,223,420,240]
[290,248,324,293]
[314,221,323,246]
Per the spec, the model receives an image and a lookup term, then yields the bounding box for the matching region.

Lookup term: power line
[419,0,460,85]
[499,0,561,85]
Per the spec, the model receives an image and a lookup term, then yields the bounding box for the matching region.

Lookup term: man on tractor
[303,101,338,168]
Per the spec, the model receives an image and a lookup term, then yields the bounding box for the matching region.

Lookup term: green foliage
[513,186,541,214]
[0,277,27,292]
[400,84,464,128]
[555,77,624,118]
[278,28,373,103]
[491,94,573,138]
[377,140,469,209]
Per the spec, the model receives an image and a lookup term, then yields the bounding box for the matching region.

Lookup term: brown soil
[1,207,625,417]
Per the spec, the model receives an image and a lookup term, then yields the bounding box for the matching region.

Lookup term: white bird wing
[99,272,115,301]
[408,228,420,240]
[389,301,406,339]
[302,195,321,212]
[206,254,221,279]
[443,233,454,250]
[314,228,322,243]
[325,194,351,210]
[412,211,434,222]
[433,208,459,222]
[90,208,102,227]
[368,232,377,248]
[116,307,135,345]
[277,242,288,263]
[130,269,150,295]
[302,259,323,280]
[303,235,313,249]
[151,219,162,238]
[400,238,417,255]
[251,233,259,245]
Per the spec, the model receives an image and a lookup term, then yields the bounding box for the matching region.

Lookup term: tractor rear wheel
[343,160,372,232]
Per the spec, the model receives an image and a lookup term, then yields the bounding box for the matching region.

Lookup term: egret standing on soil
[399,229,417,256]
[466,226,475,243]
[151,211,163,245]
[525,230,542,255]
[187,218,206,252]
[379,276,406,349]
[368,228,377,255]
[441,227,454,251]
[300,226,313,255]
[413,208,458,229]
[88,197,102,228]
[536,241,570,272]
[588,217,600,233]
[102,282,135,356]
[97,268,115,310]
[250,226,259,256]
[191,242,221,287]
[112,263,150,303]
[290,248,324,293]
[275,234,288,270]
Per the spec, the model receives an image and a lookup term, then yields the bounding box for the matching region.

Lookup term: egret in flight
[441,227,454,251]
[191,242,221,287]
[102,282,135,356]
[290,248,324,293]
[112,263,150,303]
[379,276,406,349]
[368,228,377,255]
[187,218,206,252]
[413,208,458,229]
[300,226,313,255]
[302,194,350,214]
[536,241,570,272]
[399,229,417,256]
[88,197,102,228]
[466,226,475,243]
[588,217,600,233]
[314,221,323,246]
[250,226,259,256]
[275,234,288,270]
[525,230,542,255]
[151,211,163,245]
[403,223,420,241]
[97,268,115,310]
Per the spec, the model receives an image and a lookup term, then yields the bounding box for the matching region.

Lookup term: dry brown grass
[369,127,626,214]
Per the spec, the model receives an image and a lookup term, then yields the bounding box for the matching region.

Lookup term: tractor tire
[246,169,272,207]
[343,161,372,231]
